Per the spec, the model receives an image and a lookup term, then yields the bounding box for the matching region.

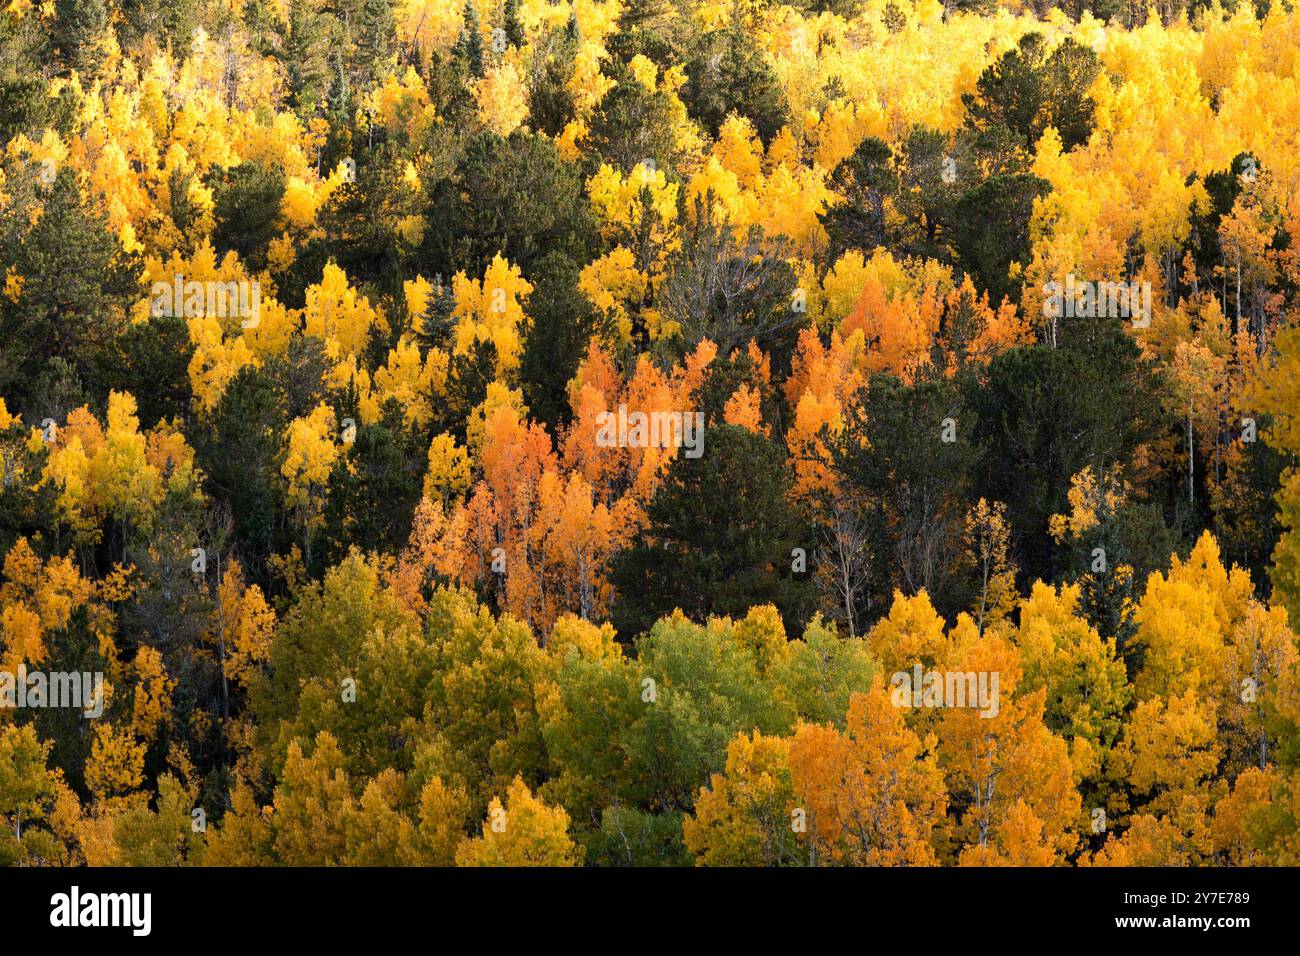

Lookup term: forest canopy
[1,0,1299,867]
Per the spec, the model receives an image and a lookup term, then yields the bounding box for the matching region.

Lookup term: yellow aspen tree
[281,403,341,562]
[216,559,276,691]
[424,433,472,508]
[129,646,174,743]
[455,776,581,867]
[787,678,947,866]
[964,498,1018,633]
[270,733,354,866]
[684,730,800,867]
[451,254,532,374]
[937,634,1082,863]
[867,589,954,677]
[303,264,384,362]
[84,724,147,809]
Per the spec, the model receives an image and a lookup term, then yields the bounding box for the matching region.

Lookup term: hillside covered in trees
[1,0,1300,867]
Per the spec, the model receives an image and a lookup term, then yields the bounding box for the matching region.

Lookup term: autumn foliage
[1,0,1300,867]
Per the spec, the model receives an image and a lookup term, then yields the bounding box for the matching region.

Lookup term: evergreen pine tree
[453,1,485,79]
